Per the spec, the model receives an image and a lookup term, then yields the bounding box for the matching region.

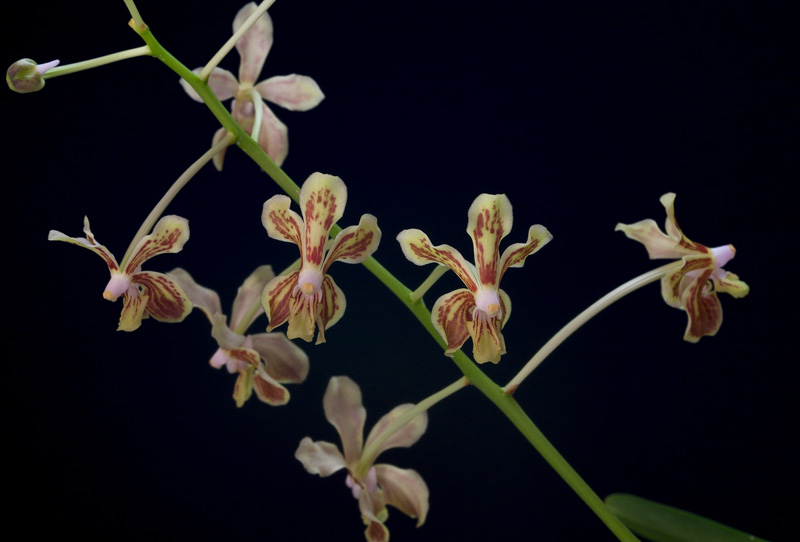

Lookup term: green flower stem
[355,376,469,478]
[504,262,682,395]
[199,0,277,82]
[410,265,449,302]
[43,46,151,79]
[122,0,145,32]
[119,131,236,269]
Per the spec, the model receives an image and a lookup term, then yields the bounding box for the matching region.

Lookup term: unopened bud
[6,58,59,93]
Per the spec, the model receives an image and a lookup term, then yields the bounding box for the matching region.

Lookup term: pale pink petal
[323,214,382,274]
[498,224,553,280]
[364,405,428,461]
[166,267,222,323]
[179,67,239,102]
[211,127,231,171]
[431,289,474,356]
[255,102,289,166]
[131,270,192,324]
[262,195,303,248]
[397,229,479,293]
[230,265,274,331]
[358,487,389,532]
[375,464,430,527]
[467,194,512,288]
[233,2,273,85]
[295,437,347,477]
[250,332,309,383]
[211,313,245,351]
[300,173,347,268]
[256,74,325,111]
[124,215,190,275]
[48,216,120,272]
[323,376,366,465]
[262,271,300,332]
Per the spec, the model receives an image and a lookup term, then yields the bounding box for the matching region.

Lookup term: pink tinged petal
[262,271,299,332]
[233,2,273,85]
[211,314,246,352]
[661,254,715,308]
[323,376,366,466]
[262,195,304,248]
[468,194,512,288]
[679,267,723,342]
[374,464,430,527]
[323,214,382,273]
[166,267,222,323]
[117,291,149,332]
[210,347,236,372]
[211,127,231,172]
[179,67,239,102]
[295,437,347,477]
[358,485,389,528]
[250,333,309,383]
[256,103,289,166]
[256,74,325,111]
[467,309,507,364]
[713,270,749,299]
[124,215,190,275]
[396,229,479,292]
[431,289,475,356]
[252,366,290,406]
[300,173,347,268]
[48,216,120,271]
[130,271,192,323]
[498,224,553,280]
[364,405,428,460]
[230,265,275,331]
[233,368,254,408]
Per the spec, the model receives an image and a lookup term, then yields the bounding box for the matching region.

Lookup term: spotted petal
[363,405,428,463]
[313,274,346,344]
[233,2,273,85]
[323,376,366,466]
[374,464,430,527]
[301,173,347,268]
[397,229,478,293]
[117,291,149,332]
[262,271,300,332]
[499,224,553,280]
[323,214,382,273]
[662,254,715,308]
[431,289,474,355]
[466,293,509,364]
[468,194,512,288]
[131,270,192,324]
[262,195,304,248]
[256,74,325,111]
[48,216,119,272]
[124,215,190,275]
[295,437,347,477]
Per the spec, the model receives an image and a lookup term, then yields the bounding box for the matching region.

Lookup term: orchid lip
[711,244,736,269]
[292,268,323,299]
[473,288,502,319]
[103,273,131,301]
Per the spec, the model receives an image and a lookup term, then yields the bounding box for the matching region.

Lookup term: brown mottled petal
[364,405,428,461]
[233,368,254,408]
[230,265,274,331]
[256,103,288,166]
[166,267,222,323]
[467,194,512,288]
[498,224,553,281]
[431,289,474,355]
[300,173,347,268]
[262,195,304,248]
[397,229,479,292]
[262,271,299,332]
[132,271,192,323]
[295,437,347,477]
[679,268,723,342]
[375,464,430,527]
[256,74,325,111]
[117,291,149,332]
[323,214,381,273]
[47,216,120,272]
[714,271,749,299]
[253,366,290,406]
[661,255,714,309]
[323,376,366,466]
[364,519,389,542]
[233,2,273,85]
[250,333,309,383]
[317,275,346,344]
[179,67,239,102]
[124,216,189,275]
[467,311,506,364]
[287,290,318,343]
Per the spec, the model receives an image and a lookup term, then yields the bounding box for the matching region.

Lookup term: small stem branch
[504,261,681,394]
[43,46,151,79]
[410,265,449,302]
[199,0,277,82]
[250,88,264,143]
[122,0,146,32]
[119,132,236,269]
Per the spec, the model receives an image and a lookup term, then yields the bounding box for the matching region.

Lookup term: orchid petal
[301,173,347,268]
[232,368,254,407]
[256,74,325,111]
[364,405,428,460]
[358,488,389,535]
[250,332,309,383]
[252,365,290,406]
[468,194,512,288]
[662,254,715,308]
[262,271,299,333]
[713,271,750,299]
[679,267,723,342]
[230,265,274,331]
[124,215,190,275]
[323,214,382,274]
[397,229,478,292]
[323,376,366,466]
[48,216,119,272]
[364,518,390,542]
[431,289,474,356]
[117,291,149,332]
[131,270,192,324]
[179,67,239,103]
[317,274,346,344]
[295,437,347,477]
[287,289,319,343]
[211,127,231,171]
[255,102,289,166]
[211,314,246,352]
[375,464,430,527]
[262,195,303,248]
[467,308,507,364]
[499,224,553,280]
[233,2,273,85]
[167,267,222,323]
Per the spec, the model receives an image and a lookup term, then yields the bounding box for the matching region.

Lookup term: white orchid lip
[711,244,736,269]
[473,288,502,319]
[103,273,132,301]
[293,268,323,299]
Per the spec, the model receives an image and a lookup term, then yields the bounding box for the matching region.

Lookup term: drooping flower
[180,2,324,168]
[615,193,749,342]
[296,376,429,542]
[261,172,381,344]
[168,266,309,407]
[397,194,552,363]
[48,216,192,332]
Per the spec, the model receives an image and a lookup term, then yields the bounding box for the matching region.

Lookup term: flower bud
[6,58,59,93]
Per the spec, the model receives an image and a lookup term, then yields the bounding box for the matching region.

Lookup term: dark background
[2,1,796,540]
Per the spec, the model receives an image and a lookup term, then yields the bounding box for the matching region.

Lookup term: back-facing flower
[616,192,749,342]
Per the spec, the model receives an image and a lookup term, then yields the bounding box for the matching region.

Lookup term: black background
[2,1,796,540]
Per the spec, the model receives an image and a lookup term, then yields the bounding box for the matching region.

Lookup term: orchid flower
[397,194,552,363]
[180,2,324,168]
[48,215,191,332]
[616,193,749,342]
[261,173,381,344]
[168,266,309,407]
[296,376,429,542]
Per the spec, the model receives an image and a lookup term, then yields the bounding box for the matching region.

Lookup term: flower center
[293,268,323,300]
[473,288,502,319]
[103,273,132,301]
